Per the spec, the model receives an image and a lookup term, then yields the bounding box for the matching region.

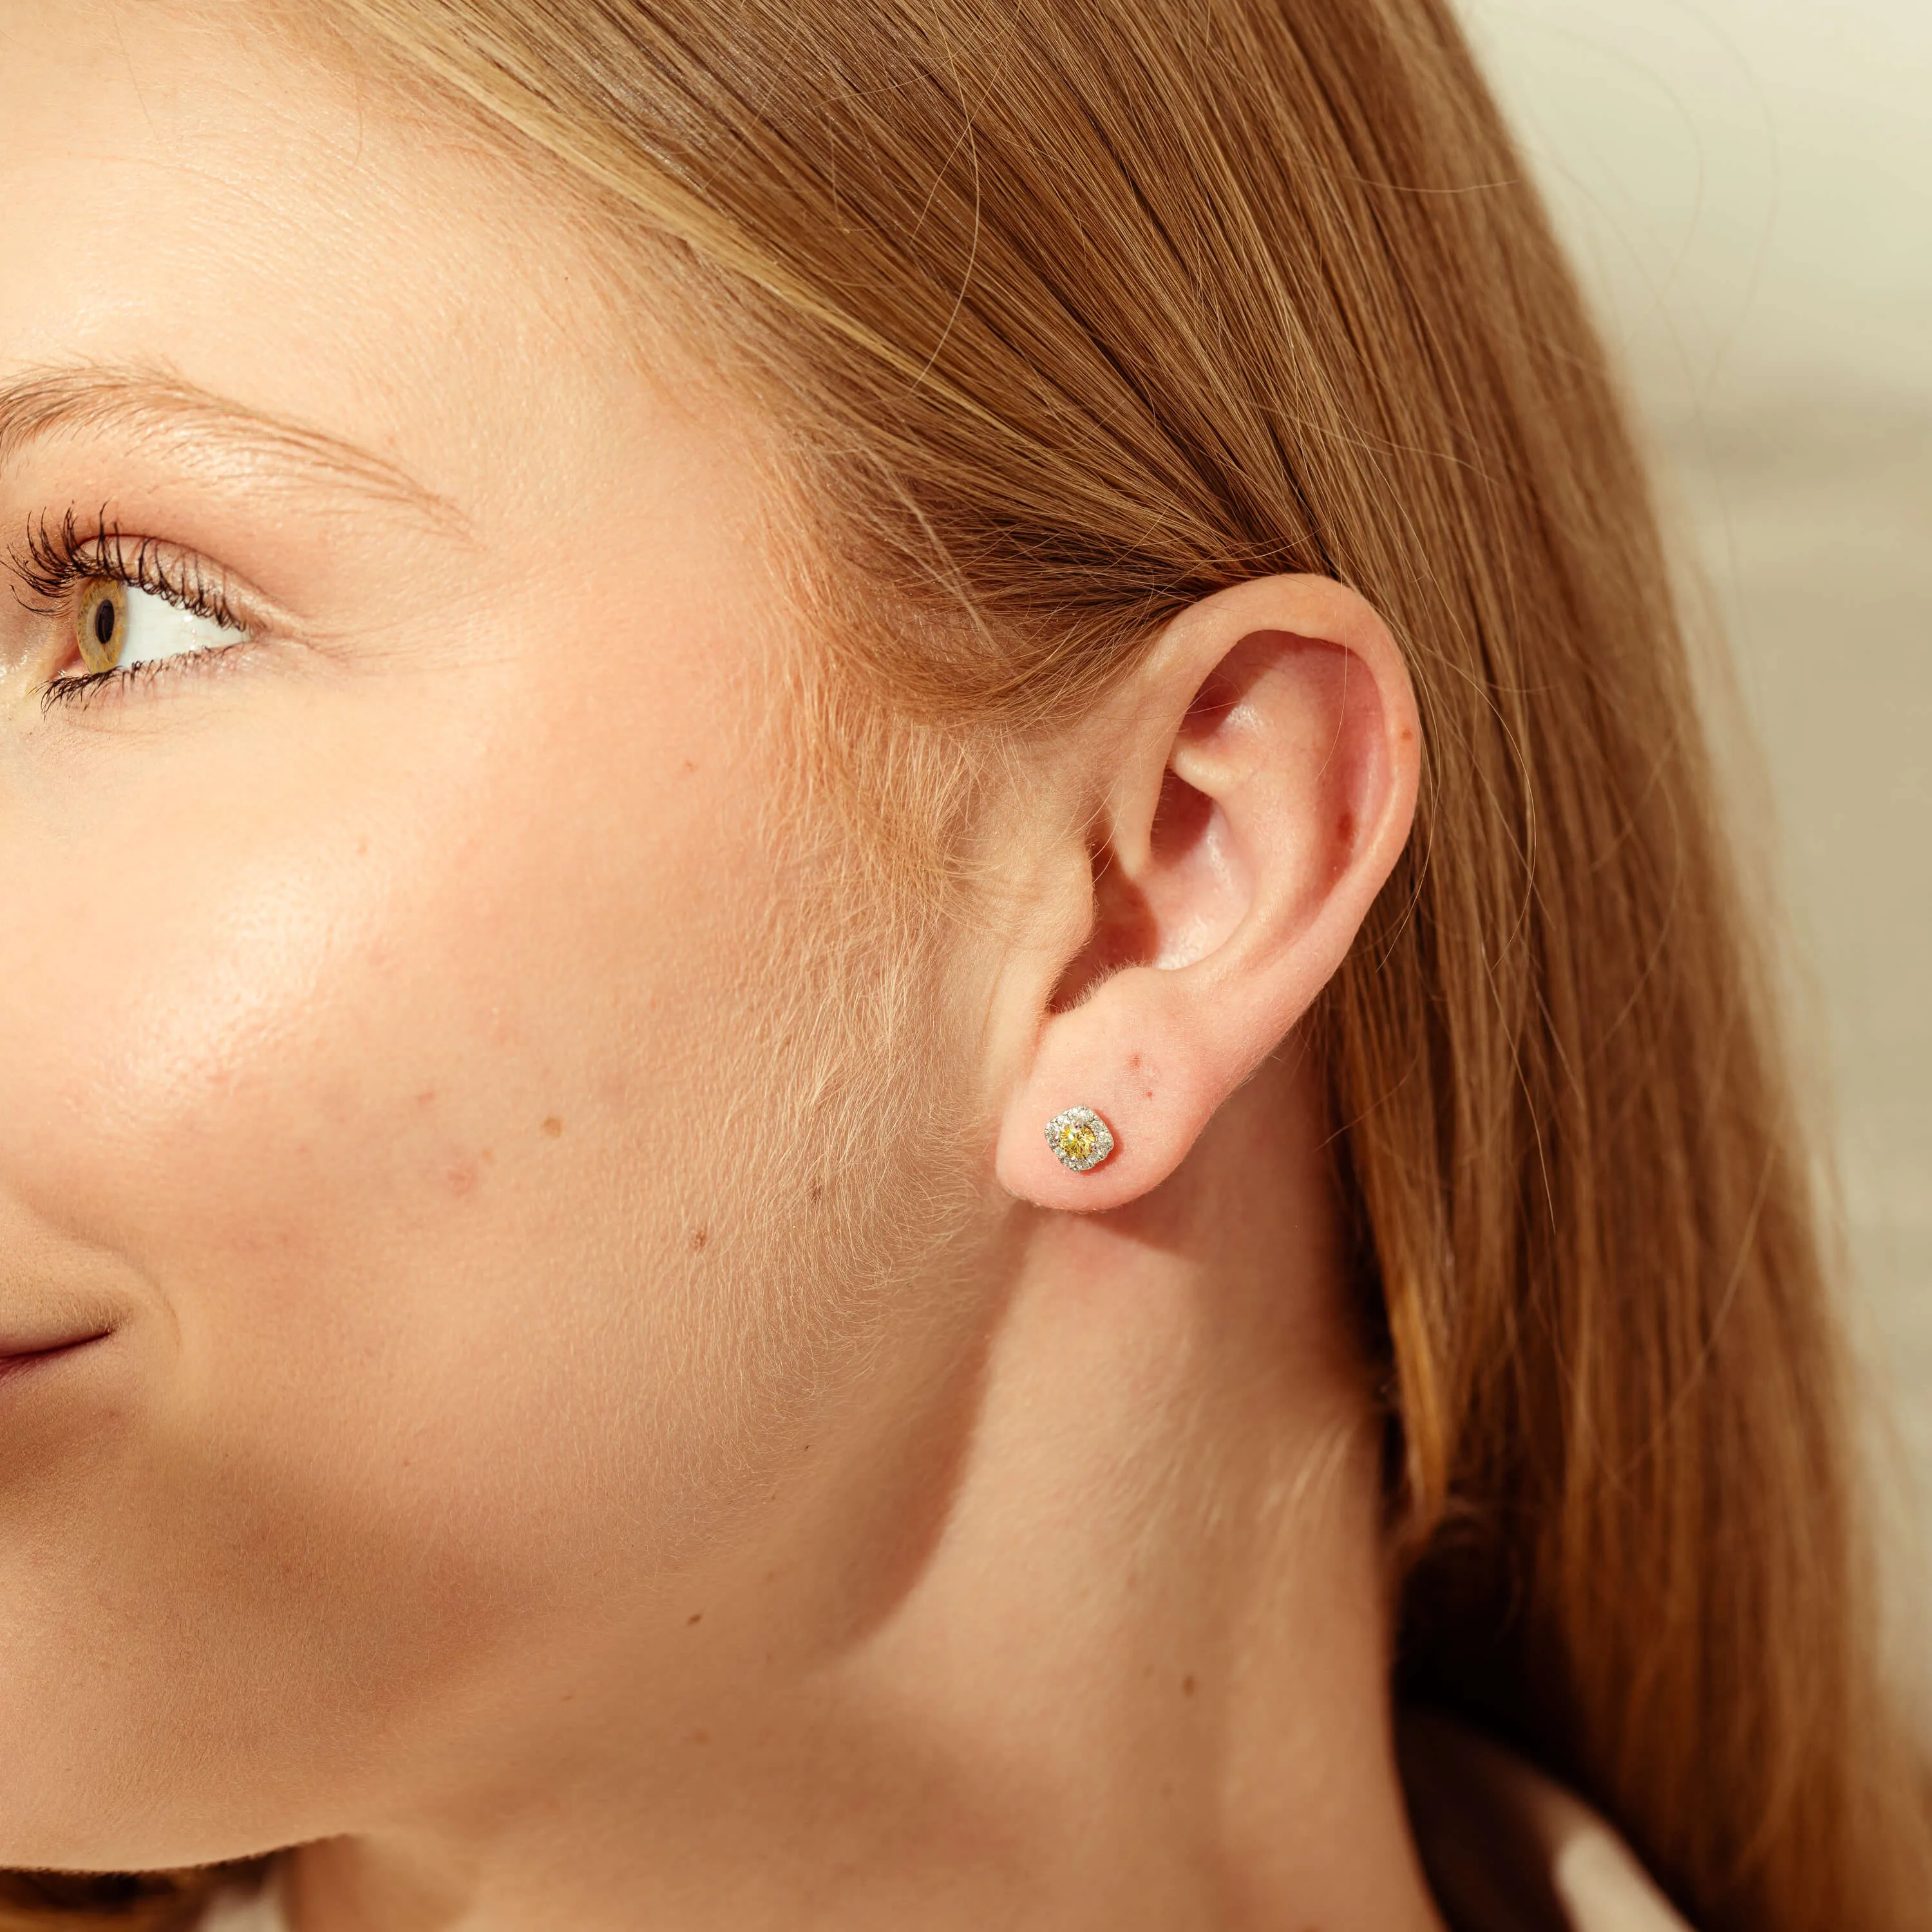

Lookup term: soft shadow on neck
[289,1047,1443,1932]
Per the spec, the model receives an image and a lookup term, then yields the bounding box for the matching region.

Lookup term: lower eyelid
[41,638,254,715]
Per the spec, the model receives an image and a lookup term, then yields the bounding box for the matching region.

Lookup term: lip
[0,1330,114,1385]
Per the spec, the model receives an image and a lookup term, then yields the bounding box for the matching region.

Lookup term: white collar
[1402,1712,1695,1932]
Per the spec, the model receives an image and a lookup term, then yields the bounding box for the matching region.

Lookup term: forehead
[0,0,652,530]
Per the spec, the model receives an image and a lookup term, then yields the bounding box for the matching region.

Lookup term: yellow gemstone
[1046,1106,1113,1172]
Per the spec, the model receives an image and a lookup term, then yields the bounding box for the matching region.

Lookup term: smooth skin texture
[0,6,1435,1929]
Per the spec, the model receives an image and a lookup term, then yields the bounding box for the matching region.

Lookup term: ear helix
[1044,1106,1115,1173]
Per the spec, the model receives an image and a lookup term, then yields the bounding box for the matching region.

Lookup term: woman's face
[0,1,967,1867]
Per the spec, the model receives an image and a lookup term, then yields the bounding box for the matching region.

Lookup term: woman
[0,0,1924,1927]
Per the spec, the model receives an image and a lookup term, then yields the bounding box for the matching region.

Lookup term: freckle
[446,1162,478,1197]
[480,1147,495,1165]
[809,1182,825,1203]
[356,838,370,857]
[764,1570,777,1584]
[1128,1052,1142,1069]
[689,1227,708,1251]
[687,1612,703,1625]
[542,1116,564,1138]
[685,1729,710,1745]
[1181,1674,1197,1698]
[681,759,697,774]
[415,1090,437,1109]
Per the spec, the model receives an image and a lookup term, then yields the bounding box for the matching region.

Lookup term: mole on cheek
[542,1116,564,1138]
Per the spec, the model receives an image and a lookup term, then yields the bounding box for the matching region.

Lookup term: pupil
[93,597,116,647]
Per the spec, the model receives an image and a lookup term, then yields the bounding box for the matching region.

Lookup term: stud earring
[1045,1105,1115,1173]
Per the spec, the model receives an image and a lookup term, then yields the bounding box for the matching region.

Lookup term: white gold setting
[1045,1105,1115,1173]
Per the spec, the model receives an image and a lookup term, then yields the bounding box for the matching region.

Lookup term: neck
[288,1065,1443,1932]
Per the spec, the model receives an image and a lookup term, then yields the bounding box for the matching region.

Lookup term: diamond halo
[1045,1105,1115,1173]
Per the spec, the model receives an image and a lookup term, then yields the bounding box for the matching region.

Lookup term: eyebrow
[0,363,464,531]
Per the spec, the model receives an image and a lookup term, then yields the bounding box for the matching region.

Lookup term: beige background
[1460,1,1932,1601]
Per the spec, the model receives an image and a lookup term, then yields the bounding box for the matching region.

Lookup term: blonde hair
[7,0,1927,1926]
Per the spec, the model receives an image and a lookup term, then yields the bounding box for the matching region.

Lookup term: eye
[72,572,253,680]
[73,576,251,676]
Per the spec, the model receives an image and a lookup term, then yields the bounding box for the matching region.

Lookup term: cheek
[0,656,783,1569]
[0,540,889,1859]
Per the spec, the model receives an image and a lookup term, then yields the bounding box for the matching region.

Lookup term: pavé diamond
[1045,1105,1115,1173]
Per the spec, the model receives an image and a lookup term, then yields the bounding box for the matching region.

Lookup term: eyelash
[9,508,251,711]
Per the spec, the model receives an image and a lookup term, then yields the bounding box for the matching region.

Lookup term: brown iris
[75,579,128,674]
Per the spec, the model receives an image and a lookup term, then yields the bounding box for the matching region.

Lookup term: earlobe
[994,576,1419,1212]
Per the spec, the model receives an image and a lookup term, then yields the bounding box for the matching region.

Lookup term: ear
[994,575,1419,1211]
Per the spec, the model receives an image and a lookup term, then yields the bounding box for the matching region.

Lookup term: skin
[0,5,1437,1929]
